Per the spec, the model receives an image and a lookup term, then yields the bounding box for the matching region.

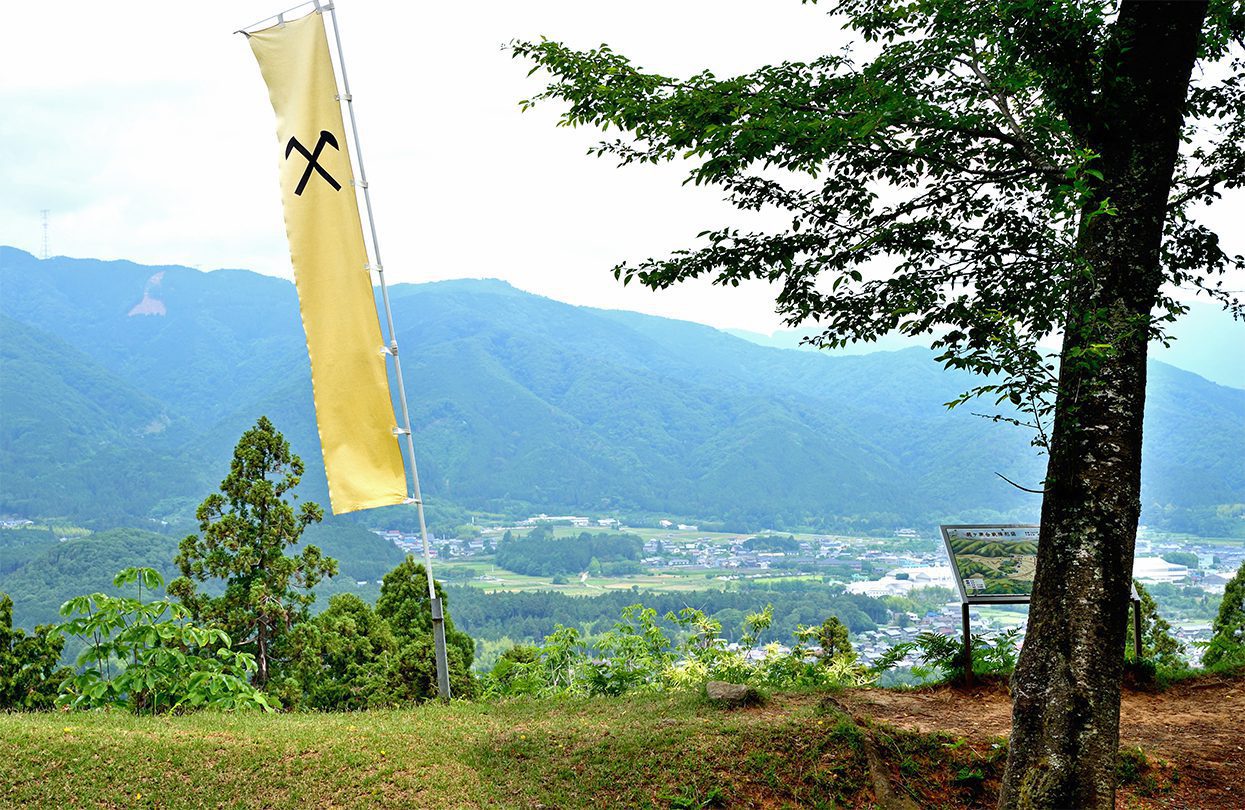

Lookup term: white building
[1132,556,1188,584]
[846,565,957,597]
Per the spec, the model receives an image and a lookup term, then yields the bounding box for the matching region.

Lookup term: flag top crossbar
[236,0,330,36]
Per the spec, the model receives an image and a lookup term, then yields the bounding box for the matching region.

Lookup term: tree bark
[256,619,269,687]
[999,3,1207,808]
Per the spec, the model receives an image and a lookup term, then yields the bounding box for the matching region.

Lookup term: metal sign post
[961,601,972,687]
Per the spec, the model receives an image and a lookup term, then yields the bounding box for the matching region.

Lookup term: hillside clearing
[3,677,1240,808]
[840,674,1245,809]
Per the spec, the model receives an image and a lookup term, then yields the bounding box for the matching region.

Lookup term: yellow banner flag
[247,11,406,514]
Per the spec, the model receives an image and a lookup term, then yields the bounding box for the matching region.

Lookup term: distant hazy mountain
[730,299,1245,389]
[1,247,1242,536]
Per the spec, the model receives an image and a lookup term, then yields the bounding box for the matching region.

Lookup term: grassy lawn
[749,574,836,587]
[0,692,1009,809]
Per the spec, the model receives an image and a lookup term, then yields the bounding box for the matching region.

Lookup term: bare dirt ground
[838,674,1245,809]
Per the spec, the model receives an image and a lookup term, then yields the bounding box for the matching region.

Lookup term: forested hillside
[0,523,403,630]
[2,247,1242,534]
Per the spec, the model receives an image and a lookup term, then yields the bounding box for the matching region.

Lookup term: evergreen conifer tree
[169,416,335,686]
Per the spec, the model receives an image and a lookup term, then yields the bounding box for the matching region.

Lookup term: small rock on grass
[705,680,760,707]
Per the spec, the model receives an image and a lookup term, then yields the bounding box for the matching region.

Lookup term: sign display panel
[940,524,1039,603]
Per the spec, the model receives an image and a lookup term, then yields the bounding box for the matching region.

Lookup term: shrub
[1126,580,1185,668]
[277,593,400,710]
[1,593,69,710]
[876,628,1021,684]
[377,556,477,700]
[57,568,273,714]
[280,559,482,706]
[482,602,884,698]
[1203,562,1245,668]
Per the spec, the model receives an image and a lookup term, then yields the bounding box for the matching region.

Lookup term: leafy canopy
[512,1,1245,440]
[376,556,477,699]
[278,593,401,710]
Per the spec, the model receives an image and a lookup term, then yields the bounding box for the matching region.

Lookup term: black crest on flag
[285,130,342,195]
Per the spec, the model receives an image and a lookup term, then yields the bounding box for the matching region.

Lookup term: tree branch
[994,471,1047,494]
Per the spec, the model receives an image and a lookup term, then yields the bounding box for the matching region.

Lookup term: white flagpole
[247,0,454,700]
[322,0,452,702]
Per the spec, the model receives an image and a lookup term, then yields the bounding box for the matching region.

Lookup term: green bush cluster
[870,628,1021,685]
[479,602,890,699]
[274,558,476,709]
[0,419,476,715]
[0,593,68,710]
[0,554,474,714]
[56,567,272,713]
[1202,561,1245,669]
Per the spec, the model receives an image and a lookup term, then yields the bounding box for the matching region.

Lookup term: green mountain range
[1,246,1242,536]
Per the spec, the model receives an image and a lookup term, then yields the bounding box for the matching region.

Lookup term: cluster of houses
[371,521,1240,597]
[1135,536,1245,594]
[635,534,948,572]
[516,514,622,529]
[370,520,949,572]
[370,529,485,559]
[852,601,1016,668]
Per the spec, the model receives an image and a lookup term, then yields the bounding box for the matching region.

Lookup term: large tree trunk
[998,4,1207,808]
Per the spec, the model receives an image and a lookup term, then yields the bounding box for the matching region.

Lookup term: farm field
[438,559,742,596]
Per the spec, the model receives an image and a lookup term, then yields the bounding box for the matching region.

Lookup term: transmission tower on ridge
[40,210,49,259]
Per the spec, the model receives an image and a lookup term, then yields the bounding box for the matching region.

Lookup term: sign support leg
[962,601,973,686]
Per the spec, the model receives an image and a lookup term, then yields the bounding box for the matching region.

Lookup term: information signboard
[940,524,1145,680]
[940,524,1039,604]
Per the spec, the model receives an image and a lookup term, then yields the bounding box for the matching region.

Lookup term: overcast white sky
[0,0,855,334]
[2,1,1241,339]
